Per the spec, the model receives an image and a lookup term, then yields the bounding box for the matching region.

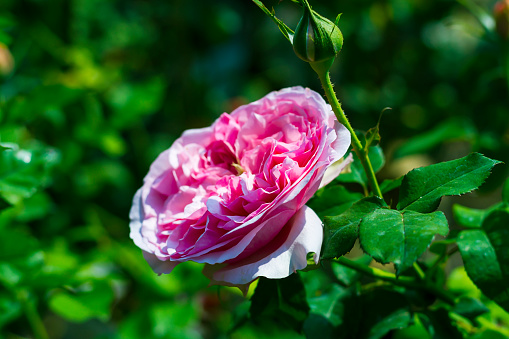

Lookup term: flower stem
[316,70,383,199]
[333,257,456,305]
[413,262,426,280]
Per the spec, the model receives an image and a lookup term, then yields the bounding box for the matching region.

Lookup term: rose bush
[129,86,351,287]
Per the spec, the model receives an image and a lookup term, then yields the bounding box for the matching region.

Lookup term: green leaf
[0,143,60,204]
[452,297,489,321]
[470,330,509,339]
[0,196,10,211]
[305,284,351,330]
[338,146,385,188]
[394,118,476,159]
[457,209,509,312]
[250,273,309,333]
[322,197,386,259]
[48,280,114,322]
[149,301,200,339]
[380,176,403,194]
[355,289,412,339]
[429,238,456,255]
[359,209,449,275]
[107,77,166,130]
[421,309,463,339]
[252,0,294,42]
[0,293,21,327]
[397,153,501,213]
[306,287,411,339]
[457,0,495,35]
[365,108,388,149]
[307,185,363,219]
[452,203,494,229]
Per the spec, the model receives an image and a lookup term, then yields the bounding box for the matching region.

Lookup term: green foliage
[359,209,448,275]
[457,208,509,312]
[394,118,477,159]
[322,197,385,259]
[338,146,385,189]
[251,0,294,42]
[397,153,501,213]
[453,204,487,228]
[0,143,59,204]
[250,274,310,333]
[304,286,411,339]
[307,184,363,219]
[48,280,114,323]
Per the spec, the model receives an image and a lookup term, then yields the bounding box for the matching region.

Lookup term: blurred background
[0,0,508,338]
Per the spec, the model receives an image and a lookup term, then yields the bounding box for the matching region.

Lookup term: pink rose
[129,86,351,286]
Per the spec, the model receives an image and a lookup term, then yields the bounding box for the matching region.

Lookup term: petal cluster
[130,86,351,285]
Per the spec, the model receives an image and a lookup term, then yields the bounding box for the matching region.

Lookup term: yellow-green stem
[413,262,426,280]
[316,70,383,198]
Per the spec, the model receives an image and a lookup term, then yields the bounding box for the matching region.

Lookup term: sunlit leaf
[359,209,448,275]
[457,208,509,312]
[252,0,295,42]
[48,280,114,323]
[0,143,59,204]
[397,153,501,213]
[322,197,386,259]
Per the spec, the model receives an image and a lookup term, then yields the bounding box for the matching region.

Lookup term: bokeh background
[0,0,508,338]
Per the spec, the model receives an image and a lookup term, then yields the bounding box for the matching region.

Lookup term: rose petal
[129,189,148,251]
[319,152,354,189]
[204,205,323,285]
[143,251,179,274]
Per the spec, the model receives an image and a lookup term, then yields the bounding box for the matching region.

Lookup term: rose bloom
[130,86,351,288]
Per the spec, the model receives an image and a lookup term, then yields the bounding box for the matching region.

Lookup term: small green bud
[494,0,509,40]
[292,1,343,74]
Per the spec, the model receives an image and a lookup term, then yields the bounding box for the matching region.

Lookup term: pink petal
[143,251,179,274]
[204,205,323,285]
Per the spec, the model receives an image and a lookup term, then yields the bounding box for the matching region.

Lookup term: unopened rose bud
[0,43,14,76]
[292,0,343,74]
[494,0,509,40]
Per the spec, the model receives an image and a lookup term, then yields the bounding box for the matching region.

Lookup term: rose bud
[292,0,343,74]
[494,0,509,40]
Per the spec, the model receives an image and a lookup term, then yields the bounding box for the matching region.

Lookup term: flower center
[231,162,245,176]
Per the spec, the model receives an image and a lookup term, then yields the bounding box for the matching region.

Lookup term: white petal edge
[319,152,354,189]
[206,205,323,285]
[129,188,149,251]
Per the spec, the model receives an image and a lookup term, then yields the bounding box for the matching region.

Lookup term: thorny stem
[316,70,384,199]
[334,257,456,305]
